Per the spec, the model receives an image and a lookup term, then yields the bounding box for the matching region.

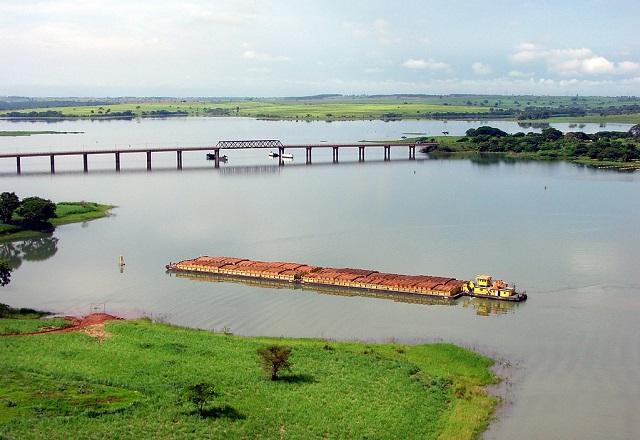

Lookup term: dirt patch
[3,313,122,337]
[81,323,112,342]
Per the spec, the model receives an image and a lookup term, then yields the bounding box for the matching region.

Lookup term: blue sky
[1,0,639,96]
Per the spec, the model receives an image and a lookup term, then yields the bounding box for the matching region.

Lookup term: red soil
[3,313,122,336]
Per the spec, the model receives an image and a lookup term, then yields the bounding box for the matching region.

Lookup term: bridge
[0,139,436,174]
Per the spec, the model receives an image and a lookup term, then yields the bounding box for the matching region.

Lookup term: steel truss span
[216,140,284,149]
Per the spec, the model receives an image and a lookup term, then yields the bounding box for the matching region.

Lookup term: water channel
[1,118,638,439]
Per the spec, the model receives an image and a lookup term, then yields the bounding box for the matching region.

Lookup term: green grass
[0,318,71,335]
[0,100,490,120]
[0,131,82,137]
[0,202,113,241]
[0,319,498,439]
[51,202,113,226]
[3,95,640,122]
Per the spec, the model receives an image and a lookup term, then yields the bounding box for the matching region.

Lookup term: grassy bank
[404,134,640,170]
[0,318,498,439]
[0,318,70,335]
[0,202,113,241]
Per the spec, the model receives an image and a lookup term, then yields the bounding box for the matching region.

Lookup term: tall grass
[0,319,497,439]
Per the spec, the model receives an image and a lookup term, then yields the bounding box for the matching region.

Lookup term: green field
[3,95,639,122]
[0,318,70,335]
[0,99,490,120]
[0,318,497,439]
[0,202,113,241]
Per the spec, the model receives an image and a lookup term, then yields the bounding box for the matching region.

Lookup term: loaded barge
[166,256,527,302]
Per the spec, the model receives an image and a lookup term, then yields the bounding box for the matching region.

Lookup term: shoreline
[0,311,500,438]
[0,202,114,242]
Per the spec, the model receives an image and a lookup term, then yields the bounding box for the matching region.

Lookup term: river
[0,117,638,439]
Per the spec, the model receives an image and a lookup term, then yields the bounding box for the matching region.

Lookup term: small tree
[0,260,11,286]
[258,345,292,381]
[16,197,56,227]
[183,383,218,417]
[0,192,20,224]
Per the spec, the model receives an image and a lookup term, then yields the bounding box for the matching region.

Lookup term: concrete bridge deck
[0,140,436,174]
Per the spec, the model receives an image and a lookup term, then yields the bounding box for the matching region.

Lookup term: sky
[1,0,639,97]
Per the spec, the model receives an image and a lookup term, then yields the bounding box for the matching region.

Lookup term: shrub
[183,383,218,416]
[257,345,292,381]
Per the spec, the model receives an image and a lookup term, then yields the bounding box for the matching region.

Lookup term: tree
[0,192,20,224]
[258,345,292,381]
[183,383,218,417]
[0,260,12,286]
[16,197,56,227]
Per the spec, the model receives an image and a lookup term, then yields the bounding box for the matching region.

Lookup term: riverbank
[0,202,113,241]
[409,135,640,170]
[0,313,498,439]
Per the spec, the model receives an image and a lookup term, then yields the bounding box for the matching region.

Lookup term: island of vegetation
[2,94,640,123]
[0,307,498,439]
[415,124,640,170]
[0,193,113,241]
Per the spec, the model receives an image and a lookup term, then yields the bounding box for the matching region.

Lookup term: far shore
[0,202,113,241]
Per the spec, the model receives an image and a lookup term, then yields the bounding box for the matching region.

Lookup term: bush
[257,345,292,381]
[16,197,56,228]
[183,383,218,416]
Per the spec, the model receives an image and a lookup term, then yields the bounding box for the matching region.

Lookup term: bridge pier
[83,153,88,172]
[16,156,21,174]
[177,150,183,170]
[384,145,390,161]
[332,146,339,163]
[306,147,312,164]
[409,145,416,160]
[50,155,55,174]
[214,148,220,168]
[146,151,152,170]
[278,147,285,166]
[115,152,120,171]
[358,146,365,162]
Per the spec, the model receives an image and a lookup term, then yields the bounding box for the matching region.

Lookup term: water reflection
[460,297,521,316]
[171,271,462,308]
[0,236,59,269]
[517,122,551,130]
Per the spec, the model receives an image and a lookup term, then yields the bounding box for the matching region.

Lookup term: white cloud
[403,58,449,70]
[617,61,640,75]
[242,50,290,62]
[509,70,534,78]
[471,62,492,75]
[364,67,383,74]
[342,19,400,45]
[510,43,639,76]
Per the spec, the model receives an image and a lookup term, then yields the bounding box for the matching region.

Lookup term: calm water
[1,118,639,439]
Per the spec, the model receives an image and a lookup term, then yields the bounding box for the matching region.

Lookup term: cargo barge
[165,256,527,302]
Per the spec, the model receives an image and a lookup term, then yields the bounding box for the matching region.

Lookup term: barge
[166,256,527,302]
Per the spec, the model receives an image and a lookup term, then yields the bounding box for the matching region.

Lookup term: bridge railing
[216,140,284,149]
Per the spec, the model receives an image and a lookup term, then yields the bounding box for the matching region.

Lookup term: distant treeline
[0,100,110,110]
[1,109,188,119]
